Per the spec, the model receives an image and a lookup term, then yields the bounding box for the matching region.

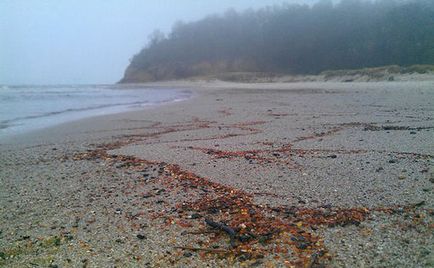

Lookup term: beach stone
[189,213,201,219]
[136,234,146,240]
[414,201,425,207]
[296,242,309,250]
[239,234,251,242]
[183,252,193,257]
[375,167,384,172]
[238,254,252,262]
[208,207,219,214]
[398,174,406,180]
[155,189,165,195]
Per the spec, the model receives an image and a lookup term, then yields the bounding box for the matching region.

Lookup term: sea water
[0,85,191,138]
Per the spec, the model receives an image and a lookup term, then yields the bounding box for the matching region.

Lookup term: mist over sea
[0,85,190,138]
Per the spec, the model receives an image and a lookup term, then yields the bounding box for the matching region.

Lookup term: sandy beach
[1,81,433,267]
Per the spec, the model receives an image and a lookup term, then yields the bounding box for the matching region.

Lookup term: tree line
[122,0,434,82]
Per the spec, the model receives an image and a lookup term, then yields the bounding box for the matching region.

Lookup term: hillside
[120,0,434,83]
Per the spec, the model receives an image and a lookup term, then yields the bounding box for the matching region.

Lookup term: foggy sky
[0,0,322,85]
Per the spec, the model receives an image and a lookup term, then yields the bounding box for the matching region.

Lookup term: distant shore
[120,65,434,85]
[1,80,433,267]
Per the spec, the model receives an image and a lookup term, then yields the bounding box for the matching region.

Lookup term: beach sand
[1,81,433,267]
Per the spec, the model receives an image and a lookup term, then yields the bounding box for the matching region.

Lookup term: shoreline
[1,80,433,267]
[4,79,433,145]
[0,86,193,143]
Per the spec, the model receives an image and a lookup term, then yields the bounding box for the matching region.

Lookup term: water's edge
[0,85,192,139]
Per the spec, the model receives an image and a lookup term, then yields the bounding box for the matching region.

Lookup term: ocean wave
[0,122,10,130]
[0,86,191,136]
[1,100,154,126]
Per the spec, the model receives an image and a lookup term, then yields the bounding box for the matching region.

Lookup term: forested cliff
[120,0,434,83]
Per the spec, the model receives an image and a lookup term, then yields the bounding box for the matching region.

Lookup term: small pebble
[183,252,193,257]
[296,242,309,250]
[189,213,201,219]
[136,234,146,240]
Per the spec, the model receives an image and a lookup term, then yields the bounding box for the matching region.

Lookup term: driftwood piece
[205,218,237,247]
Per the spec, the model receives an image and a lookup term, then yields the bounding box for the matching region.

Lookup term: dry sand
[0,80,433,267]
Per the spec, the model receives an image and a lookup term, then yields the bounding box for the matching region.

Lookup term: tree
[123,0,434,81]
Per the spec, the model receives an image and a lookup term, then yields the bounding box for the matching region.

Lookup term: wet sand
[1,81,433,267]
